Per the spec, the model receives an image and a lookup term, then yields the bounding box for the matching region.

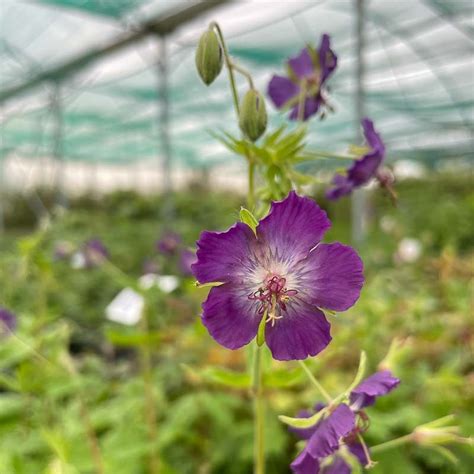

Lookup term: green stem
[303,150,358,160]
[230,61,255,89]
[252,343,265,474]
[297,79,307,122]
[210,22,240,119]
[248,161,256,209]
[139,301,160,474]
[298,360,332,404]
[370,434,414,454]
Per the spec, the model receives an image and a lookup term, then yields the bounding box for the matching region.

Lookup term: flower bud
[239,89,267,141]
[195,29,223,86]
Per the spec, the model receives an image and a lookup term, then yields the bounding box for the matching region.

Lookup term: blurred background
[0,1,473,473]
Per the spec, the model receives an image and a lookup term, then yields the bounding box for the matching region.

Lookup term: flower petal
[347,440,370,466]
[290,447,319,474]
[265,301,331,361]
[268,75,300,108]
[362,118,385,156]
[0,307,16,335]
[350,370,400,408]
[288,48,314,79]
[306,404,355,458]
[192,222,256,284]
[321,456,351,474]
[257,191,331,266]
[347,153,382,186]
[319,33,338,84]
[325,174,354,200]
[296,242,364,312]
[289,95,322,121]
[201,283,260,350]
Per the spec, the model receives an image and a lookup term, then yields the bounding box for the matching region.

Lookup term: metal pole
[51,81,68,210]
[352,0,368,245]
[157,36,173,219]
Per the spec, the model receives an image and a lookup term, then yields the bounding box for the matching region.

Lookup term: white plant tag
[139,274,179,293]
[70,252,86,269]
[106,288,144,325]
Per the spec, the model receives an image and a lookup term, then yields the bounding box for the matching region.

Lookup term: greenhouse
[0,0,473,473]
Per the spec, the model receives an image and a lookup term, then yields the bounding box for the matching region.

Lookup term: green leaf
[105,329,161,347]
[240,207,258,235]
[264,367,304,388]
[182,365,251,388]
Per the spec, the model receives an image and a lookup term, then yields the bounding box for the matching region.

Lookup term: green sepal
[279,407,326,429]
[240,207,258,235]
[345,351,367,394]
[194,281,224,288]
[239,89,267,142]
[256,313,266,346]
[195,28,223,85]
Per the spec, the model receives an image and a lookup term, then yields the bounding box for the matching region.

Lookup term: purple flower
[350,370,400,409]
[291,404,355,474]
[156,232,182,255]
[142,258,160,276]
[83,238,108,267]
[326,119,386,200]
[53,241,74,261]
[290,370,400,473]
[0,307,16,336]
[192,191,364,361]
[268,34,337,121]
[179,249,197,276]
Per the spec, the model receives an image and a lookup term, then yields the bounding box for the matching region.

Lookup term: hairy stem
[230,61,255,89]
[252,343,265,474]
[370,434,414,454]
[210,22,240,119]
[139,302,160,474]
[298,360,332,404]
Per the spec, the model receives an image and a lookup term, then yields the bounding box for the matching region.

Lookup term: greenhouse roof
[0,0,473,169]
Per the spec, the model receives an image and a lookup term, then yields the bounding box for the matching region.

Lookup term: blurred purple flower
[268,34,337,121]
[156,232,182,255]
[0,307,16,337]
[142,258,160,276]
[179,249,197,276]
[326,119,389,200]
[53,241,74,261]
[83,238,108,267]
[290,370,400,473]
[192,191,364,361]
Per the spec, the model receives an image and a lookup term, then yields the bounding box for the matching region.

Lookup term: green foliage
[0,177,473,473]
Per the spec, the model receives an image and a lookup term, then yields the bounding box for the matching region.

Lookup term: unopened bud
[195,29,223,86]
[239,89,267,141]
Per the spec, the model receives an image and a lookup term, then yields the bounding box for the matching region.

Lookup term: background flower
[268,34,337,121]
[326,118,386,200]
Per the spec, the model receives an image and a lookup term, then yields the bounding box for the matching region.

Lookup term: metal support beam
[157,37,173,219]
[0,0,230,104]
[51,82,68,210]
[351,0,369,245]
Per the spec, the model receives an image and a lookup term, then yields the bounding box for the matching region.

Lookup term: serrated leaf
[201,367,251,388]
[264,367,304,388]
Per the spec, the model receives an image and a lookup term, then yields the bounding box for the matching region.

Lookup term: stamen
[250,275,298,326]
